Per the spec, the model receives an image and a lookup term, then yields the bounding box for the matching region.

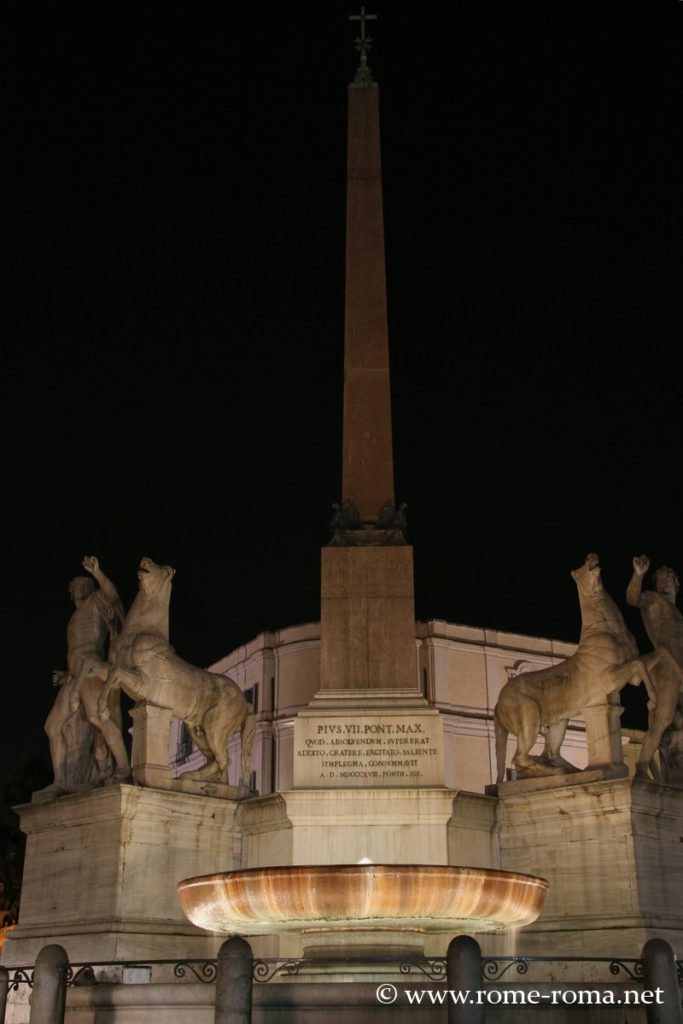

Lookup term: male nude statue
[43,556,131,795]
[626,555,683,779]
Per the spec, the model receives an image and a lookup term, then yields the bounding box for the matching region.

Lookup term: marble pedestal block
[312,539,444,788]
[498,776,683,957]
[320,545,418,692]
[582,692,625,771]
[1,785,243,967]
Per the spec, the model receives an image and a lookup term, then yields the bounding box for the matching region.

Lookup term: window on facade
[177,722,194,762]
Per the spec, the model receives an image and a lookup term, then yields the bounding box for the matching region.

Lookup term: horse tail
[494,707,508,787]
[240,709,256,784]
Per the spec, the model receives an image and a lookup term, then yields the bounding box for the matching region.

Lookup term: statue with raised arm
[494,553,678,785]
[40,556,131,797]
[97,556,256,784]
[626,555,683,780]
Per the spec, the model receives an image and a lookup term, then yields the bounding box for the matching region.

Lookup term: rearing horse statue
[494,553,670,785]
[99,557,255,783]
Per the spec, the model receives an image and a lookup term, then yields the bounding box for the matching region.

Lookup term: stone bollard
[29,944,69,1024]
[215,936,253,1024]
[641,938,683,1024]
[447,935,485,1024]
[1,965,9,1023]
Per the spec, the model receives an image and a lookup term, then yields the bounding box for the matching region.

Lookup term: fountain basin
[178,864,548,935]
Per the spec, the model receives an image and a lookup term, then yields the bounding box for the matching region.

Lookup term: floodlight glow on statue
[41,555,255,796]
[40,555,131,797]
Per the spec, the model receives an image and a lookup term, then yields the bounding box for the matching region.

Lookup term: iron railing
[6,953,679,990]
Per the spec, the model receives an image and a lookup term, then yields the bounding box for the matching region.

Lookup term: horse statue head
[570,552,602,599]
[137,556,175,597]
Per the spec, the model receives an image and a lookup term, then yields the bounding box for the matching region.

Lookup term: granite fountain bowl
[177,864,548,936]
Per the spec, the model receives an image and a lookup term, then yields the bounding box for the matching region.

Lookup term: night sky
[3,3,680,780]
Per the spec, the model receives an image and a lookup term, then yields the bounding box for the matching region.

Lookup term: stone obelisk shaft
[320,79,418,694]
[342,83,394,524]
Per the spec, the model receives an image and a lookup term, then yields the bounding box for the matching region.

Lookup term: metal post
[447,935,485,1024]
[29,944,68,1024]
[215,936,253,1024]
[1,965,9,1024]
[642,938,683,1024]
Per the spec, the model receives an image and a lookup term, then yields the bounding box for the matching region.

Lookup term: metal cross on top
[349,6,377,83]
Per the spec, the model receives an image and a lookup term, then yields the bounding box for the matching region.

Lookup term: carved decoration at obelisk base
[494,552,683,787]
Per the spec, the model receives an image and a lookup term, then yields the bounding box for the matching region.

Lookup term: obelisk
[320,12,417,696]
[294,11,444,790]
[341,20,393,524]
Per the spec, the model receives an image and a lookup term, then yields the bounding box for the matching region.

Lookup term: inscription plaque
[293,711,444,788]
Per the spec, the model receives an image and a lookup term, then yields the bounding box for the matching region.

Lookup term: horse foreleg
[97,666,139,721]
[98,665,145,720]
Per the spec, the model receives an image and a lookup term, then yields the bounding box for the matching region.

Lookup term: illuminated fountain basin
[178,864,548,945]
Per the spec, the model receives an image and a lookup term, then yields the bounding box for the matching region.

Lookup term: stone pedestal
[320,545,418,692]
[311,539,442,790]
[130,703,174,788]
[583,691,625,770]
[497,776,683,957]
[1,785,243,967]
[494,762,628,797]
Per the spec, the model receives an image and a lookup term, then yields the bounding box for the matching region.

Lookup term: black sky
[3,2,681,778]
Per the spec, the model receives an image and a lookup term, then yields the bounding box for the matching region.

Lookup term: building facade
[170,620,593,795]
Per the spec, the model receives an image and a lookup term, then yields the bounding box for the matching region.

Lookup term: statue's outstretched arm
[626,554,650,608]
[82,555,119,604]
